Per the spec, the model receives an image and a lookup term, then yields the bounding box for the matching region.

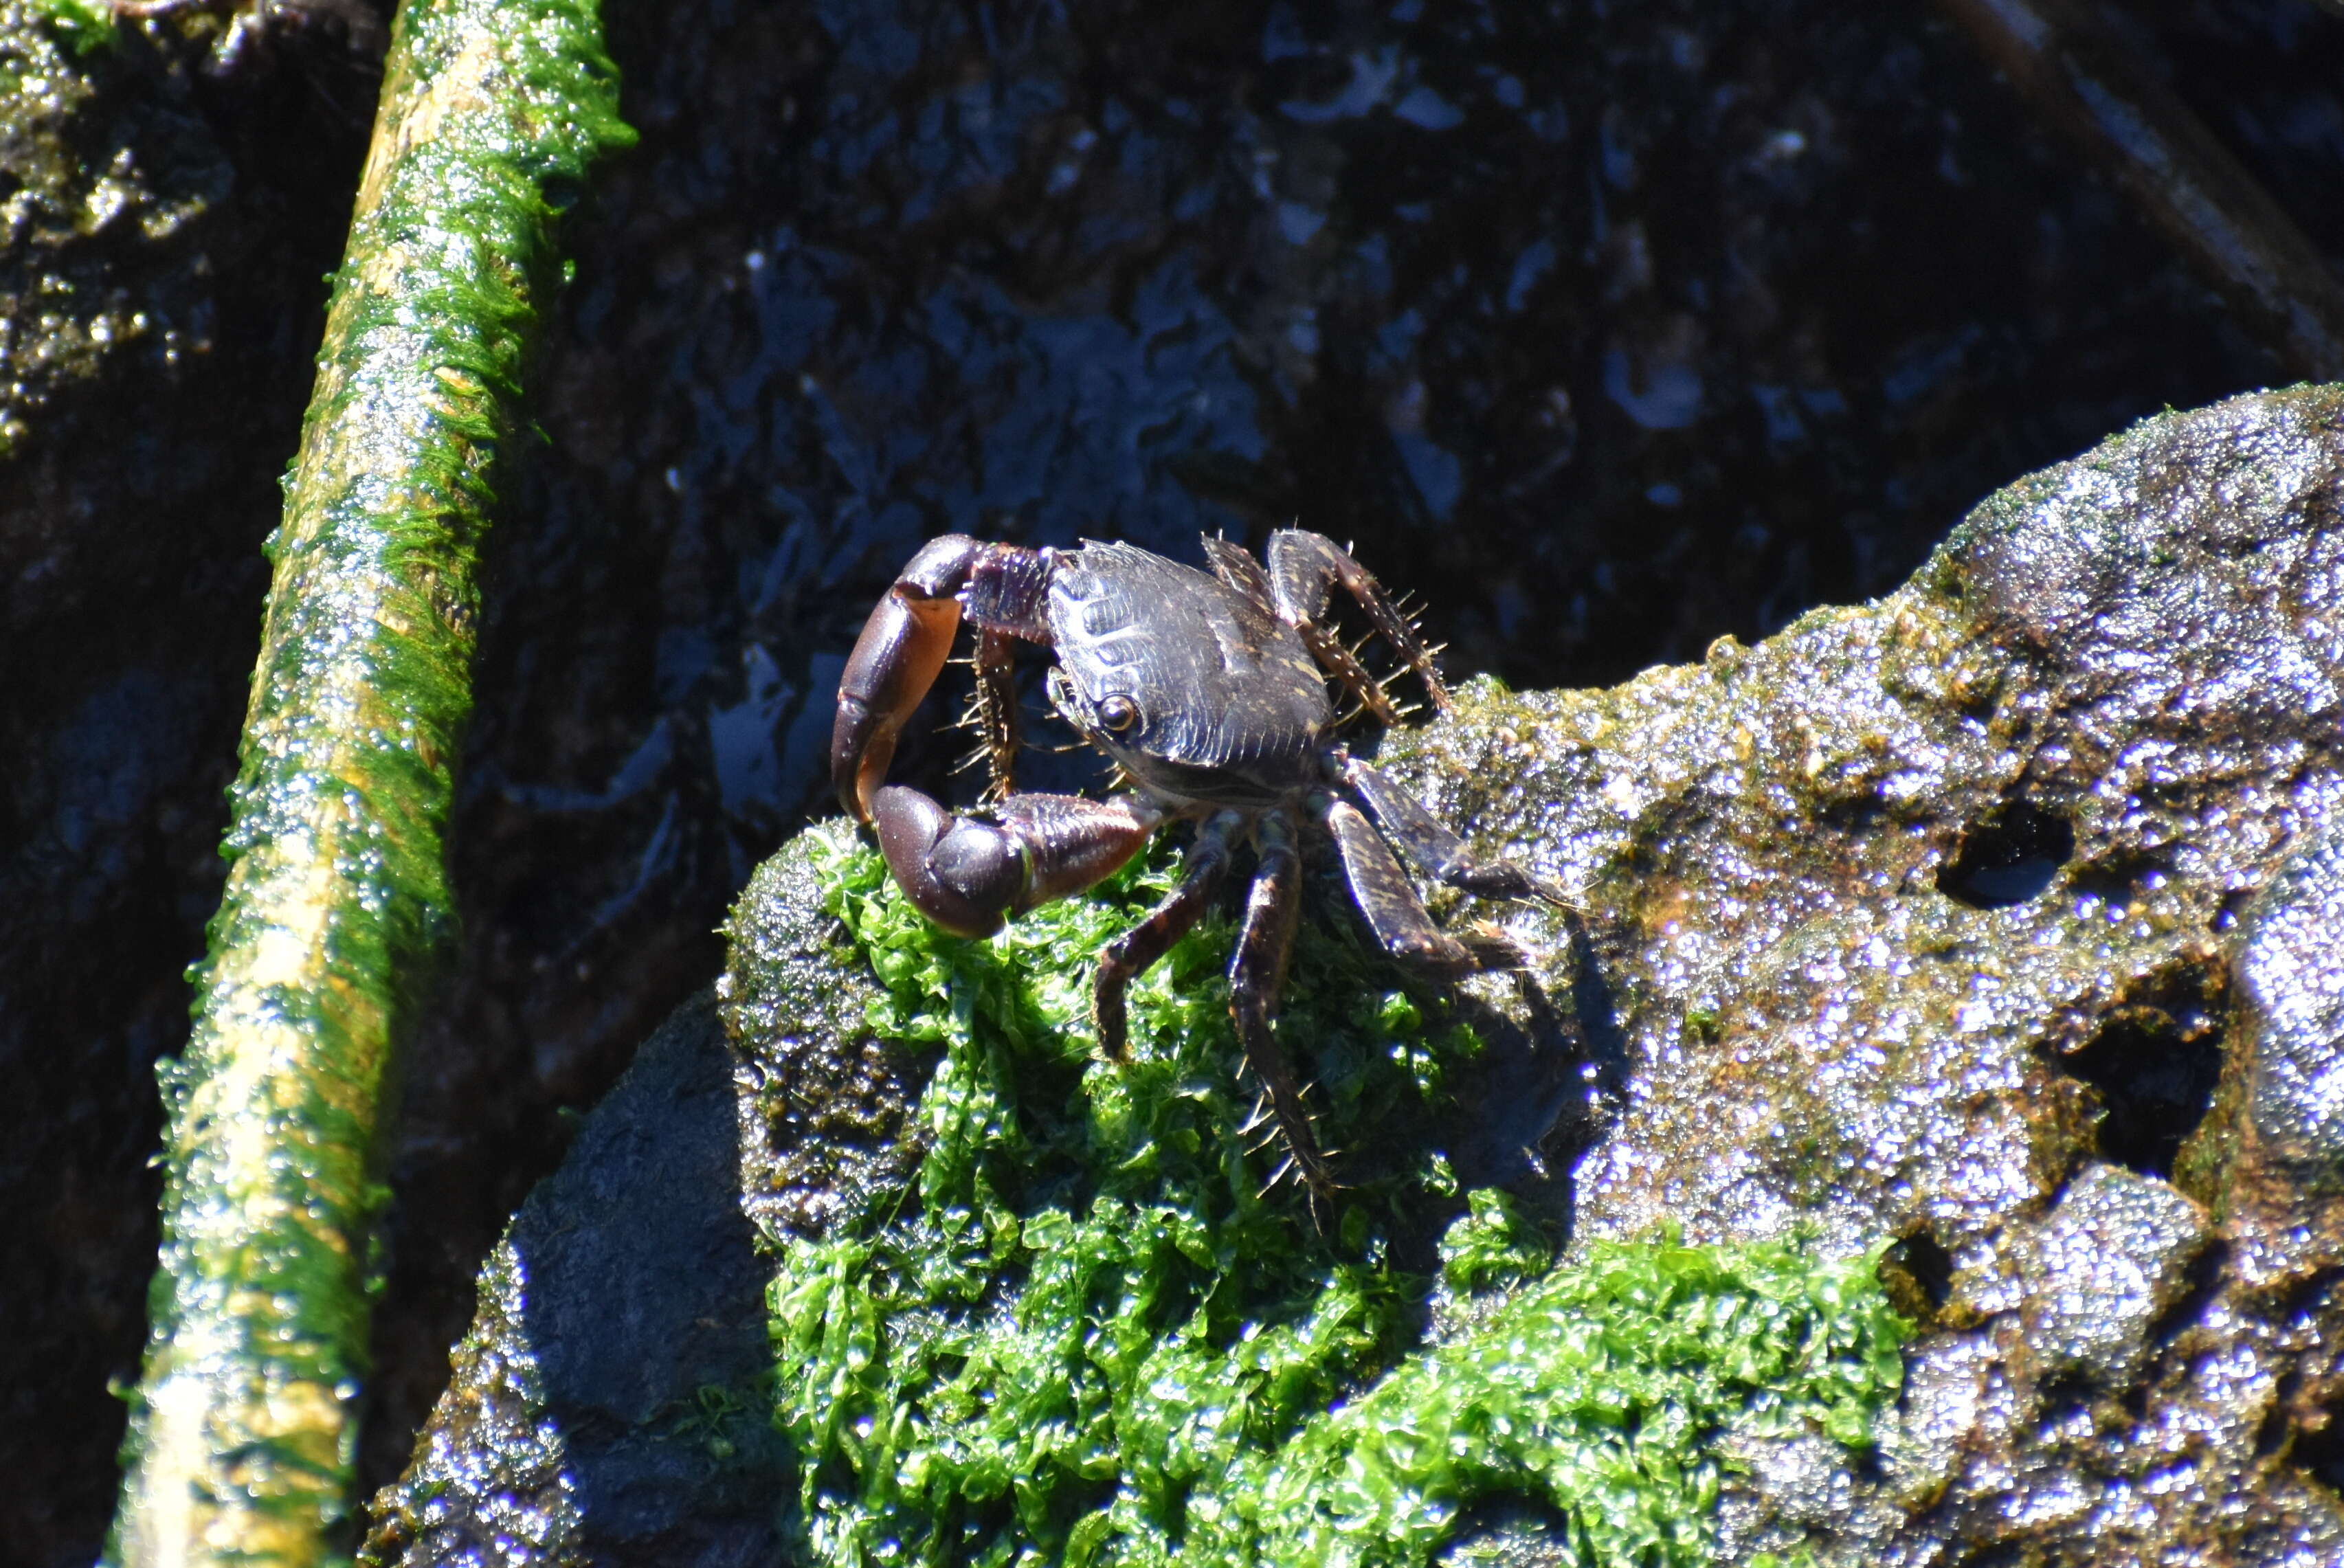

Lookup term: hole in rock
[2068,848,2169,911]
[2296,1402,2344,1491]
[2143,1241,2225,1352]
[1879,1231,1954,1323]
[2057,976,2224,1179]
[1937,799,2073,908]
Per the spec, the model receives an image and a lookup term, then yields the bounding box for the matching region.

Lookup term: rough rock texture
[359,993,796,1568]
[1383,383,2344,1563]
[365,869,919,1567]
[373,384,2344,1565]
[2237,824,2344,1194]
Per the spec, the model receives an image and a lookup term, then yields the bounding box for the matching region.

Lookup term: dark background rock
[0,5,380,1560]
[8,2,2344,1563]
[359,992,796,1568]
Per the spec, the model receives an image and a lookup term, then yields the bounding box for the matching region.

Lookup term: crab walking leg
[968,629,1022,802]
[1229,813,1336,1192]
[1320,795,1481,980]
[1265,528,1452,718]
[869,785,1165,939]
[1341,756,1574,906]
[1094,811,1242,1060]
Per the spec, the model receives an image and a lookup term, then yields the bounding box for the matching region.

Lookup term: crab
[830,529,1567,1192]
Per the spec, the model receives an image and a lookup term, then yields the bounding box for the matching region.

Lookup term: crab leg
[832,535,990,820]
[868,785,1163,939]
[1320,795,1480,981]
[1229,812,1335,1194]
[1341,757,1573,906]
[832,535,1053,820]
[1265,528,1451,720]
[1094,811,1241,1059]
[966,629,1022,802]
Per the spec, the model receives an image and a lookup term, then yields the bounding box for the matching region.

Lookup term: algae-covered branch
[106,3,631,1565]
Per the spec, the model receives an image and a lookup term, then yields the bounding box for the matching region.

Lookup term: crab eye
[1099,695,1139,732]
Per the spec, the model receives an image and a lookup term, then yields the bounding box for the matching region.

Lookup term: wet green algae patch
[735,827,1909,1568]
[107,3,633,1565]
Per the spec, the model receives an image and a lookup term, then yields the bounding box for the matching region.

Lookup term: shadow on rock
[359,994,790,1567]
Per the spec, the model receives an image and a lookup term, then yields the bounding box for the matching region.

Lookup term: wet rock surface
[13,2,2344,1562]
[361,992,795,1568]
[2237,826,2344,1192]
[2009,1163,2211,1396]
[364,852,906,1568]
[1387,384,2344,1563]
[379,385,2344,1564]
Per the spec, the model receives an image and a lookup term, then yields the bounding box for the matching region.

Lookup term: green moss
[765,836,1910,1567]
[32,0,115,56]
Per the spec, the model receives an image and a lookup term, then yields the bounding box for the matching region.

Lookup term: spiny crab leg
[1266,528,1452,721]
[1320,794,1481,981]
[1229,811,1335,1194]
[1341,754,1574,907]
[968,630,1021,801]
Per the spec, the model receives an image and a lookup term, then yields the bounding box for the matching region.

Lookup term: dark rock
[0,5,374,1557]
[361,992,790,1568]
[361,843,920,1568]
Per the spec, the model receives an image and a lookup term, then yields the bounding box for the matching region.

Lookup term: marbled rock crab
[831,530,1565,1190]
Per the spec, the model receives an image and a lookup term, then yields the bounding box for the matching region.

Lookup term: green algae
[766,834,1910,1567]
[105,4,631,1566]
[32,0,113,56]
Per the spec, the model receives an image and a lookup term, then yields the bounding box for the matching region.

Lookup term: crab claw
[869,785,1031,938]
[833,592,962,822]
[868,785,1168,940]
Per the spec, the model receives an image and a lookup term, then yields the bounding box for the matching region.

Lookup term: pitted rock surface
[1387,383,2344,1563]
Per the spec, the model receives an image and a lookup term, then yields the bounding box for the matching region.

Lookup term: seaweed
[766,833,1910,1567]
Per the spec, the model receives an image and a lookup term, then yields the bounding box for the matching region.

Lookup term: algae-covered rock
[374,385,2344,1566]
[0,4,380,1552]
[1379,383,2344,1562]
